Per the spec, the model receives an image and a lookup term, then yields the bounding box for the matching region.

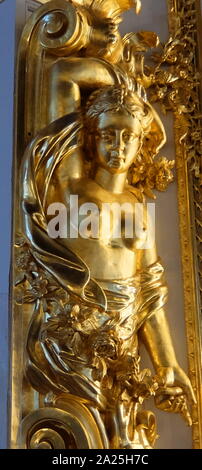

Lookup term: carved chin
[107,157,125,170]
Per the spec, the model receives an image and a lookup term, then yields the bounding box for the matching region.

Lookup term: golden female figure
[19,85,195,449]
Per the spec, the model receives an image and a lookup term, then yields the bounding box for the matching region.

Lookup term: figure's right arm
[49,58,115,122]
[138,244,196,414]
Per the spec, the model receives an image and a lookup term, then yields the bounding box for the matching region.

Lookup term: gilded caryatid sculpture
[14,0,195,449]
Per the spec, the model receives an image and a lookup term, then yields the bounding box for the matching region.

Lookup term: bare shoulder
[120,187,141,206]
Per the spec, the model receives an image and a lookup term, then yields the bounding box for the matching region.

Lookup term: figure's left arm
[138,244,196,423]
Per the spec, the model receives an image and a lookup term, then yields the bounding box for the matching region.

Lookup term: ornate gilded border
[167,0,202,449]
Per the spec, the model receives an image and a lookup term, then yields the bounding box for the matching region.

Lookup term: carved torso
[51,176,147,279]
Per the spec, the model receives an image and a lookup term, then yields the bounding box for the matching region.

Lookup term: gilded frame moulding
[9,0,202,449]
[167,0,202,449]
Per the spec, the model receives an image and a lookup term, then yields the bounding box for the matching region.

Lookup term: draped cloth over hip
[97,260,168,336]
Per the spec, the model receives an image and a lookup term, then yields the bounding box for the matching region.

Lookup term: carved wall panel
[9,0,202,449]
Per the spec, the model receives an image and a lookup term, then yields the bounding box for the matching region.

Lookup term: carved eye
[123,132,136,143]
[99,131,114,142]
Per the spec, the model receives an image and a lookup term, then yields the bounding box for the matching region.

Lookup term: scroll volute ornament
[17,0,89,145]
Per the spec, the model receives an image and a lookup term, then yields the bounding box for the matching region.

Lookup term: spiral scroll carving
[19,408,85,449]
[29,428,66,449]
[39,0,88,54]
[18,403,106,449]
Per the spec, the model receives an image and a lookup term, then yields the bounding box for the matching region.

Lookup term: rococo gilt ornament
[10,0,199,449]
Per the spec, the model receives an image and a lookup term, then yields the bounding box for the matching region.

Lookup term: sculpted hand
[154,366,196,426]
[88,17,120,57]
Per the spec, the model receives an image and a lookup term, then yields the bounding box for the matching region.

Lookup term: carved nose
[113,132,124,149]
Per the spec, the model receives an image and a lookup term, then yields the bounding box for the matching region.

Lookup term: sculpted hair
[85,86,153,134]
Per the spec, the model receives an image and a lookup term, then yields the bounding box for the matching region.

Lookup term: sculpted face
[95,111,142,174]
